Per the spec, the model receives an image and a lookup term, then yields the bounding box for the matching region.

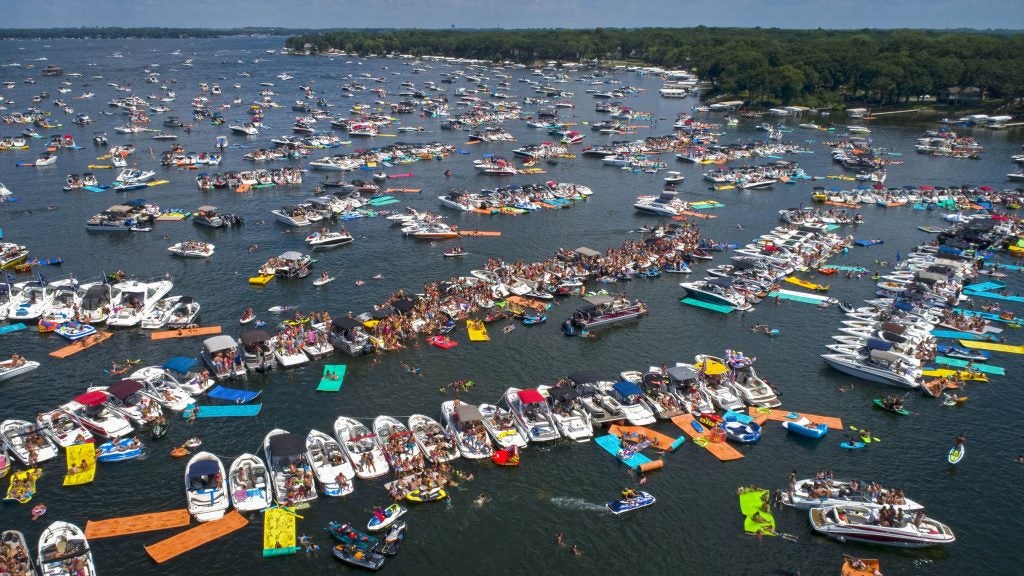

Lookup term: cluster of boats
[701,160,809,189]
[438,181,592,212]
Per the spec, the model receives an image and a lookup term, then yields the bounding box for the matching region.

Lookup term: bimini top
[203,335,238,354]
[331,317,364,330]
[268,432,305,456]
[612,381,644,398]
[516,389,545,404]
[278,251,305,262]
[107,379,143,400]
[163,356,199,374]
[455,403,483,422]
[187,458,220,480]
[566,370,604,386]
[666,365,698,383]
[73,390,108,407]
[547,386,577,403]
[582,294,615,307]
[239,330,271,345]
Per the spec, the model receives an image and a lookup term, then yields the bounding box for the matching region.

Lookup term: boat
[327,520,381,551]
[36,408,93,448]
[0,530,34,575]
[0,357,40,382]
[784,478,924,511]
[88,379,162,428]
[201,335,248,380]
[605,381,657,425]
[606,490,656,515]
[96,437,144,462]
[140,295,185,330]
[166,296,201,328]
[327,317,374,356]
[305,428,355,497]
[305,230,353,250]
[809,505,955,548]
[477,403,530,448]
[272,206,311,227]
[333,416,390,480]
[872,398,910,415]
[708,351,781,407]
[537,385,594,442]
[237,330,274,372]
[168,241,215,258]
[332,543,385,571]
[502,388,561,442]
[367,503,407,533]
[37,522,95,576]
[7,281,55,322]
[440,401,492,459]
[78,283,112,324]
[782,417,828,439]
[106,279,173,327]
[60,391,134,439]
[132,356,214,397]
[184,451,229,522]
[680,279,752,311]
[405,485,447,503]
[373,415,421,466]
[563,294,646,334]
[227,453,273,512]
[192,206,241,229]
[378,520,407,556]
[5,468,41,504]
[408,413,460,463]
[263,429,318,505]
[1,420,58,465]
[821,352,921,389]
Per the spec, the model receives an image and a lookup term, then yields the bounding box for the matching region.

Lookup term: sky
[5,0,1023,30]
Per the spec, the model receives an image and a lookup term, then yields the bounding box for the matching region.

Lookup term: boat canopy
[163,356,198,373]
[582,294,615,307]
[239,330,271,345]
[870,349,905,363]
[278,251,304,262]
[74,390,108,406]
[331,317,364,330]
[666,365,698,383]
[455,403,483,422]
[613,381,644,398]
[707,277,735,289]
[108,379,143,399]
[81,285,110,308]
[697,358,729,375]
[197,205,217,213]
[547,386,577,402]
[187,458,220,480]
[203,334,238,353]
[268,432,305,457]
[392,298,417,313]
[517,389,545,404]
[371,305,397,319]
[566,370,604,385]
[866,338,894,352]
[574,246,601,258]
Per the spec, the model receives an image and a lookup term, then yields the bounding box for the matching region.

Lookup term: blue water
[1,37,1023,575]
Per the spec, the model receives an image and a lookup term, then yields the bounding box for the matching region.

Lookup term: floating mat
[317,365,346,392]
[963,289,1024,303]
[49,331,112,358]
[934,357,1005,376]
[958,340,1024,354]
[369,198,400,206]
[738,488,769,517]
[965,281,1005,292]
[86,509,191,540]
[677,210,717,219]
[594,434,652,469]
[63,443,96,486]
[951,308,1014,323]
[680,297,733,313]
[150,326,222,340]
[457,230,501,236]
[248,274,274,286]
[368,195,396,204]
[723,409,755,424]
[145,510,248,564]
[608,424,685,452]
[985,263,1023,271]
[0,323,27,335]
[84,186,108,193]
[181,404,262,418]
[920,369,988,382]
[466,319,490,342]
[929,330,996,341]
[767,290,822,305]
[670,414,744,461]
[746,407,843,430]
[824,265,868,272]
[505,296,550,312]
[262,507,298,557]
[207,385,262,403]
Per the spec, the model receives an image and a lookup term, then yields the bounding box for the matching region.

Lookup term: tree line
[284,28,1024,108]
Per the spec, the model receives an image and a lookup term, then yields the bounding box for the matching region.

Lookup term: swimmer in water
[473,493,490,508]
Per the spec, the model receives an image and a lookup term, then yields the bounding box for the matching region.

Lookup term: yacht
[822,351,921,388]
[272,206,311,227]
[105,279,173,327]
[809,505,955,548]
[680,279,753,311]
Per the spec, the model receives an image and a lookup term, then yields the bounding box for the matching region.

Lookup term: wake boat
[228,453,272,512]
[263,429,318,505]
[408,413,461,463]
[136,374,195,412]
[822,351,921,389]
[60,391,134,439]
[1,419,58,465]
[132,356,215,396]
[477,403,530,448]
[373,415,421,467]
[785,478,924,511]
[602,381,657,425]
[680,279,752,311]
[77,282,112,324]
[36,408,94,448]
[185,451,229,522]
[809,505,955,548]
[333,416,389,480]
[88,380,163,427]
[537,385,594,442]
[699,352,781,407]
[440,401,493,459]
[305,429,355,497]
[106,279,173,327]
[37,522,95,576]
[502,387,561,442]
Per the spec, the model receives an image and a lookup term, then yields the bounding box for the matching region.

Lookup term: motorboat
[192,206,241,228]
[168,240,215,258]
[260,251,313,279]
[61,391,134,439]
[563,294,646,334]
[477,403,530,448]
[132,356,215,396]
[272,206,311,227]
[185,451,229,522]
[40,280,83,324]
[37,522,95,576]
[166,296,200,328]
[263,429,318,505]
[305,230,353,249]
[440,401,493,459]
[809,505,955,548]
[0,243,28,270]
[1,530,33,576]
[201,335,248,380]
[373,415,421,466]
[140,295,186,329]
[785,478,924,511]
[228,453,272,512]
[782,417,828,438]
[0,357,40,382]
[603,381,657,425]
[78,282,112,324]
[822,351,921,389]
[666,364,716,413]
[408,413,460,463]
[106,279,173,327]
[537,385,593,442]
[502,387,561,442]
[622,370,686,419]
[270,334,309,368]
[327,317,374,356]
[1,419,58,465]
[680,279,752,311]
[693,356,751,411]
[333,416,390,480]
[7,281,55,322]
[89,380,163,427]
[238,330,275,372]
[332,542,386,570]
[699,352,781,407]
[136,373,195,412]
[306,429,355,497]
[36,408,94,448]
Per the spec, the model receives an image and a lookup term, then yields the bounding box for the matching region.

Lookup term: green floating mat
[933,356,1005,376]
[317,364,347,392]
[680,297,733,313]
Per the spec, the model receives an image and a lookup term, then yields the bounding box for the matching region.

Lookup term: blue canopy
[164,356,199,374]
[866,338,894,351]
[187,459,219,479]
[613,381,643,398]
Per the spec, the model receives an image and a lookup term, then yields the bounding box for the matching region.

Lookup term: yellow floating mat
[248,274,274,286]
[747,407,844,430]
[155,213,187,221]
[262,507,298,557]
[49,331,112,358]
[466,319,490,342]
[959,340,1024,354]
[920,369,988,382]
[150,326,222,340]
[147,180,170,187]
[63,443,96,486]
[86,509,191,539]
[145,510,248,564]
[784,276,829,291]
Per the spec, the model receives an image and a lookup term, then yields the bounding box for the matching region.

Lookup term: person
[555,532,564,545]
[621,487,637,500]
[571,544,581,556]
[787,470,797,503]
[955,434,965,449]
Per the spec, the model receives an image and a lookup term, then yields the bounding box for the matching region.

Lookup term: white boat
[440,401,493,459]
[809,505,955,548]
[1,419,58,465]
[106,279,173,327]
[140,294,185,329]
[201,335,248,380]
[600,381,657,425]
[680,279,752,311]
[271,335,309,368]
[168,241,214,258]
[333,416,390,480]
[0,357,39,382]
[305,429,355,497]
[185,451,230,522]
[305,230,353,249]
[477,403,530,448]
[78,282,112,324]
[272,206,311,227]
[373,415,421,466]
[784,478,924,511]
[36,408,94,448]
[40,280,83,324]
[408,413,460,463]
[502,387,560,442]
[7,281,55,321]
[132,356,214,396]
[822,351,921,389]
[537,384,593,442]
[60,391,134,439]
[167,296,201,328]
[263,429,318,505]
[88,380,162,428]
[136,374,195,412]
[37,521,95,576]
[2,530,33,576]
[228,453,272,512]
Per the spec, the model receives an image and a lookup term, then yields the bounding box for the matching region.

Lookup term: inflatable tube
[636,460,664,473]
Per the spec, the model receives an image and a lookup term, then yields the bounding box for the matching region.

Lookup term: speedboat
[408,413,460,463]
[477,403,530,448]
[201,335,248,380]
[136,374,195,412]
[7,281,55,321]
[334,416,389,480]
[809,505,955,548]
[37,522,95,576]
[305,230,353,249]
[60,391,134,439]
[440,401,492,459]
[698,352,781,407]
[680,279,752,311]
[537,385,593,442]
[185,451,229,522]
[36,408,94,448]
[603,381,657,425]
[327,317,374,356]
[2,530,33,576]
[88,380,162,428]
[0,357,40,382]
[785,478,924,511]
[140,295,185,329]
[270,334,309,368]
[106,279,173,327]
[132,356,215,396]
[305,429,355,497]
[822,352,921,389]
[168,240,215,258]
[166,296,200,328]
[373,415,421,467]
[228,453,272,512]
[263,429,318,505]
[1,419,58,465]
[502,387,561,442]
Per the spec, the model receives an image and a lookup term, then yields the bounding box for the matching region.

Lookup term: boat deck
[145,510,248,564]
[86,509,191,540]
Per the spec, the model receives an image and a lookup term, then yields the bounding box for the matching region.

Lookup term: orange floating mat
[670,414,744,461]
[150,326,222,340]
[457,230,501,237]
[470,207,498,215]
[747,407,843,430]
[505,295,549,312]
[842,556,881,576]
[608,424,679,452]
[86,509,191,540]
[49,331,112,358]
[678,210,717,220]
[385,188,422,193]
[145,510,248,564]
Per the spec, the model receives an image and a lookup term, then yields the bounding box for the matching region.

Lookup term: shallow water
[1,37,1023,575]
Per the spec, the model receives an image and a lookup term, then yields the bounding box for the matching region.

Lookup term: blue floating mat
[594,434,651,469]
[207,385,262,403]
[930,329,997,341]
[767,290,822,305]
[182,403,262,418]
[965,281,1005,292]
[680,297,733,313]
[317,364,346,392]
[933,357,1005,376]
[952,308,1011,322]
[723,409,754,424]
[0,323,27,335]
[985,263,1023,271]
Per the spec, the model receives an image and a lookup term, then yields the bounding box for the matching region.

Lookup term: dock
[49,331,112,358]
[144,510,248,564]
[150,326,222,340]
[457,230,502,237]
[747,407,843,430]
[86,509,192,540]
[670,414,744,461]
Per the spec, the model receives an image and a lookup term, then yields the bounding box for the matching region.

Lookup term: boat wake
[550,497,607,513]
